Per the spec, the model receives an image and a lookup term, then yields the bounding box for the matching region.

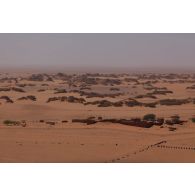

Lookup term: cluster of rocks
[18,95,37,101]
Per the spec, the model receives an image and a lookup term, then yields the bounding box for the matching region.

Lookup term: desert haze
[0,72,195,162]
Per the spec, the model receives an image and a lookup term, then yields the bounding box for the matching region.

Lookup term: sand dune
[0,72,195,162]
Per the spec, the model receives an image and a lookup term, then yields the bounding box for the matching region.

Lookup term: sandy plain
[0,72,195,162]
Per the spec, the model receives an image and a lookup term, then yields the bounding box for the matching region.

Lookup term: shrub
[191,118,195,123]
[3,120,20,126]
[143,114,156,121]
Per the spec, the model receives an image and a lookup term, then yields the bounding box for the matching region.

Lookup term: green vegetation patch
[3,120,21,126]
[191,118,195,123]
[143,114,156,121]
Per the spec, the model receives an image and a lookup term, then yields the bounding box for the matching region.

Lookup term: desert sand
[0,72,195,162]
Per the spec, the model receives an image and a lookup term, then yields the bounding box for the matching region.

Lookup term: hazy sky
[0,33,195,72]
